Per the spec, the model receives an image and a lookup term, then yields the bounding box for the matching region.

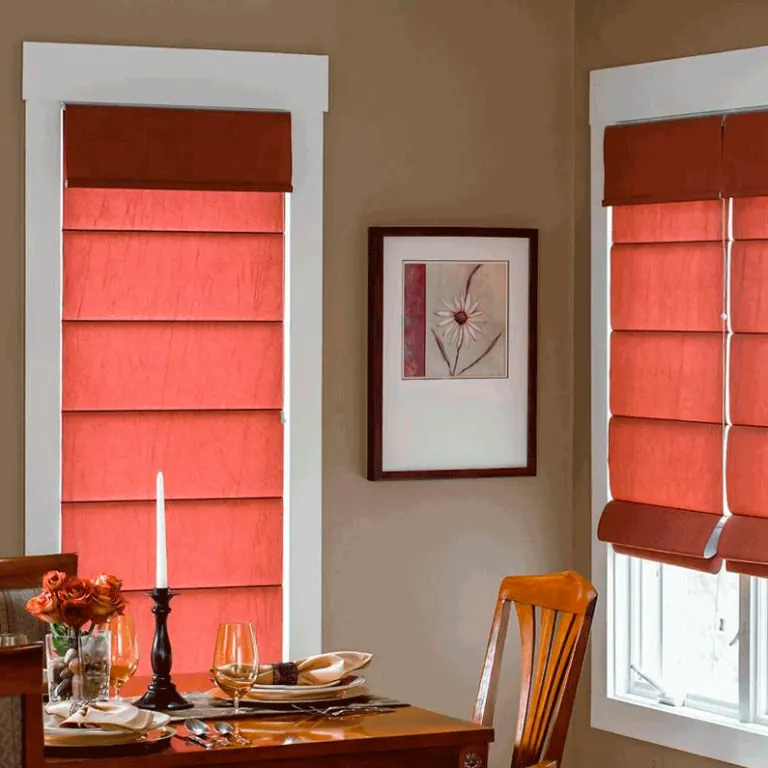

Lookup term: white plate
[250,675,360,693]
[244,685,369,705]
[209,675,368,704]
[45,725,176,751]
[44,711,172,747]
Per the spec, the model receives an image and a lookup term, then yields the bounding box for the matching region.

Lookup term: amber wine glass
[108,612,139,701]
[212,622,259,712]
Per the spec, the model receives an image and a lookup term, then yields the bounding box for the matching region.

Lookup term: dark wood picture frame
[367,226,538,481]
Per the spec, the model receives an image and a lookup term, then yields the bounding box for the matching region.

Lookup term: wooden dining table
[42,673,494,768]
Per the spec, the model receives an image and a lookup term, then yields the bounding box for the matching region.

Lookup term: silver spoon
[184,719,222,747]
[174,733,214,750]
[214,721,249,745]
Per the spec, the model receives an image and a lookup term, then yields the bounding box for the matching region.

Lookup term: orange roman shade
[597,202,726,572]
[603,117,723,206]
[64,105,292,192]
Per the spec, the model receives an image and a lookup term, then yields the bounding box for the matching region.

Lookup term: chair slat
[519,607,557,763]
[510,602,536,768]
[531,612,578,757]
[473,599,512,727]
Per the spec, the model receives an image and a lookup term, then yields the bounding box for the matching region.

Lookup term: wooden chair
[473,571,597,768]
[0,646,45,768]
[0,554,77,768]
[0,553,78,590]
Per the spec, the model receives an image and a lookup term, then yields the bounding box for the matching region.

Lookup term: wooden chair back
[473,571,597,768]
[0,646,45,768]
[0,554,78,590]
[0,554,76,768]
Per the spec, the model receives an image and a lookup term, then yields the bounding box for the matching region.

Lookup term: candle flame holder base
[134,588,192,712]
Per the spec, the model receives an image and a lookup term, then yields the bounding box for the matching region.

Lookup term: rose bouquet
[27,571,126,702]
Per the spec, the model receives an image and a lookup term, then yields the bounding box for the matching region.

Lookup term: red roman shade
[64,106,292,192]
[61,186,285,673]
[599,109,768,577]
[720,196,768,576]
[597,201,726,572]
[59,105,291,671]
[603,117,723,206]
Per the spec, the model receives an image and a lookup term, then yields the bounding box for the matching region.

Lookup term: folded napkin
[256,651,372,686]
[46,701,157,732]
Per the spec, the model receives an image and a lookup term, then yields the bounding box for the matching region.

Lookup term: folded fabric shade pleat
[723,112,768,198]
[598,500,724,573]
[64,105,292,192]
[603,117,723,206]
[718,516,768,577]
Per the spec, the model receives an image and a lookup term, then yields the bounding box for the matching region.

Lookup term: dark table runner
[132,693,408,723]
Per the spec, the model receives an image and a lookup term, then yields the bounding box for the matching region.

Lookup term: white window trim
[591,44,768,768]
[22,41,328,661]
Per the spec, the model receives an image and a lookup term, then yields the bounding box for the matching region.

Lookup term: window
[23,43,328,663]
[620,557,741,713]
[591,45,768,768]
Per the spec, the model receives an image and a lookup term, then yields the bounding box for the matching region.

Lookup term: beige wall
[1,2,574,767]
[573,2,768,767]
[8,0,768,765]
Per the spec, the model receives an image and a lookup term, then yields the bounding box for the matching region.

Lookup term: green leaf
[50,623,76,656]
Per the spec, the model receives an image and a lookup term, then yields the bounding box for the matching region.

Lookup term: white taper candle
[156,471,168,589]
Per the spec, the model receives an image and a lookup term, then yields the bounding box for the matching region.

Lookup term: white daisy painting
[402,260,508,380]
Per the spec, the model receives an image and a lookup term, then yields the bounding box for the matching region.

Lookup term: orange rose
[58,577,94,629]
[94,574,122,591]
[58,576,93,603]
[91,574,126,621]
[42,570,67,594]
[26,590,63,624]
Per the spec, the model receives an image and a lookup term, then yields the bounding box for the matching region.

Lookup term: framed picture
[367,226,538,480]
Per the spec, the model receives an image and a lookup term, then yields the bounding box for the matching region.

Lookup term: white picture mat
[382,236,531,472]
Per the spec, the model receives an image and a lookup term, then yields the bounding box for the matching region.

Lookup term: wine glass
[107,612,139,701]
[212,622,259,712]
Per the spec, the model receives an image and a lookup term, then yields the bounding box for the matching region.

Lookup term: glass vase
[78,627,112,703]
[46,627,111,704]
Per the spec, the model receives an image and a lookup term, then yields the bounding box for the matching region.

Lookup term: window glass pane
[659,563,739,704]
[636,559,661,678]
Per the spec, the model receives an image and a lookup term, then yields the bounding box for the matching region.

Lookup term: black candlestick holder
[134,588,192,711]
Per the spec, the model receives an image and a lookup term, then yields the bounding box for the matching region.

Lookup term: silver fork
[289,703,396,724]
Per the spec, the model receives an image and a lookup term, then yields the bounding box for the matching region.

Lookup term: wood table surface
[43,674,494,768]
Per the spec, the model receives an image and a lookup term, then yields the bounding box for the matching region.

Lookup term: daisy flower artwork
[402,260,509,380]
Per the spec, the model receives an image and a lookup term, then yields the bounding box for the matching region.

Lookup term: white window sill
[592,691,768,768]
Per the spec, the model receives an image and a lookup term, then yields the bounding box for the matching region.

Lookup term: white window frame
[22,41,328,661]
[591,45,768,768]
